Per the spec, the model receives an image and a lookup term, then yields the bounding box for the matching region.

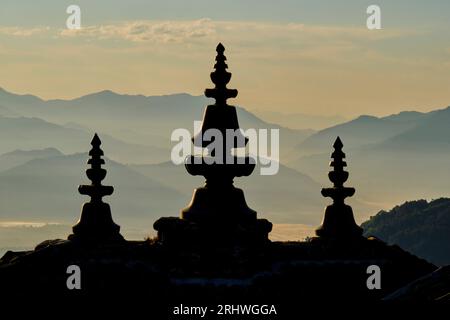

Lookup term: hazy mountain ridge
[0,87,313,161]
[0,87,322,234]
[293,113,421,157]
[132,160,324,224]
[0,104,20,117]
[288,106,450,220]
[0,147,63,171]
[0,150,326,249]
[382,110,430,123]
[0,115,168,164]
[1,86,450,246]
[375,106,450,151]
[294,107,449,157]
[253,110,346,130]
[0,152,185,227]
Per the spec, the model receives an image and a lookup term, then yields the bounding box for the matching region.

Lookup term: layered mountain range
[0,87,449,253]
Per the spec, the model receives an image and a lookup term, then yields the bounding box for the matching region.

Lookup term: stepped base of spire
[181,185,257,223]
[155,185,272,246]
[154,183,272,247]
[315,204,363,239]
[154,216,272,247]
[69,202,124,244]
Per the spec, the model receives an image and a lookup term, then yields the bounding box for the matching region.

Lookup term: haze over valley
[1,87,449,255]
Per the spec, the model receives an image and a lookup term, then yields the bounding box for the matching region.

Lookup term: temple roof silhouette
[0,44,442,309]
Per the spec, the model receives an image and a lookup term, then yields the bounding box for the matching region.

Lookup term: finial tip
[216,43,225,53]
[91,133,101,146]
[334,136,343,149]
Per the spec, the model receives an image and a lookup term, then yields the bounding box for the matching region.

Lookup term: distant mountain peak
[80,90,197,100]
[395,110,424,116]
[353,115,379,122]
[0,86,43,102]
[96,89,116,95]
[1,147,64,158]
[79,89,121,99]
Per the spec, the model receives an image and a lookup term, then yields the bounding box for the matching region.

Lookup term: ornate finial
[333,136,343,150]
[216,42,225,53]
[316,137,362,239]
[204,43,238,106]
[321,136,355,203]
[78,133,114,202]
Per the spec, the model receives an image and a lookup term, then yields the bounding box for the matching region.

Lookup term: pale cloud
[285,23,415,40]
[55,19,413,45]
[0,26,50,37]
[218,21,412,40]
[1,19,414,49]
[51,19,419,67]
[59,19,216,43]
[1,19,445,117]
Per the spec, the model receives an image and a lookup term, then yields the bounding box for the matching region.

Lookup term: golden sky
[0,1,449,117]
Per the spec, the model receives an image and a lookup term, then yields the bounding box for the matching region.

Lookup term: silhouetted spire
[154,44,272,246]
[69,134,124,244]
[316,137,363,239]
[183,43,256,222]
[321,136,355,203]
[204,43,238,106]
[78,133,114,203]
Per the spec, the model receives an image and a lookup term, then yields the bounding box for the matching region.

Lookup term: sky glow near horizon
[0,0,449,117]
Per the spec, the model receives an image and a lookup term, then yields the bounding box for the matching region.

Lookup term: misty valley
[0,87,450,267]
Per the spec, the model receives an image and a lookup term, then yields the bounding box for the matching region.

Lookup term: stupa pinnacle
[183,43,256,222]
[204,43,238,107]
[78,134,114,202]
[154,43,272,245]
[69,134,124,243]
[191,43,248,154]
[316,136,363,239]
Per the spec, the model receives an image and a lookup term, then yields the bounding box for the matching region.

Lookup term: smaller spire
[316,137,363,239]
[204,43,238,106]
[69,134,123,243]
[321,136,355,203]
[78,133,114,202]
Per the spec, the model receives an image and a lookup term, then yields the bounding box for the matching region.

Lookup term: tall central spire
[184,43,256,222]
[154,44,272,246]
